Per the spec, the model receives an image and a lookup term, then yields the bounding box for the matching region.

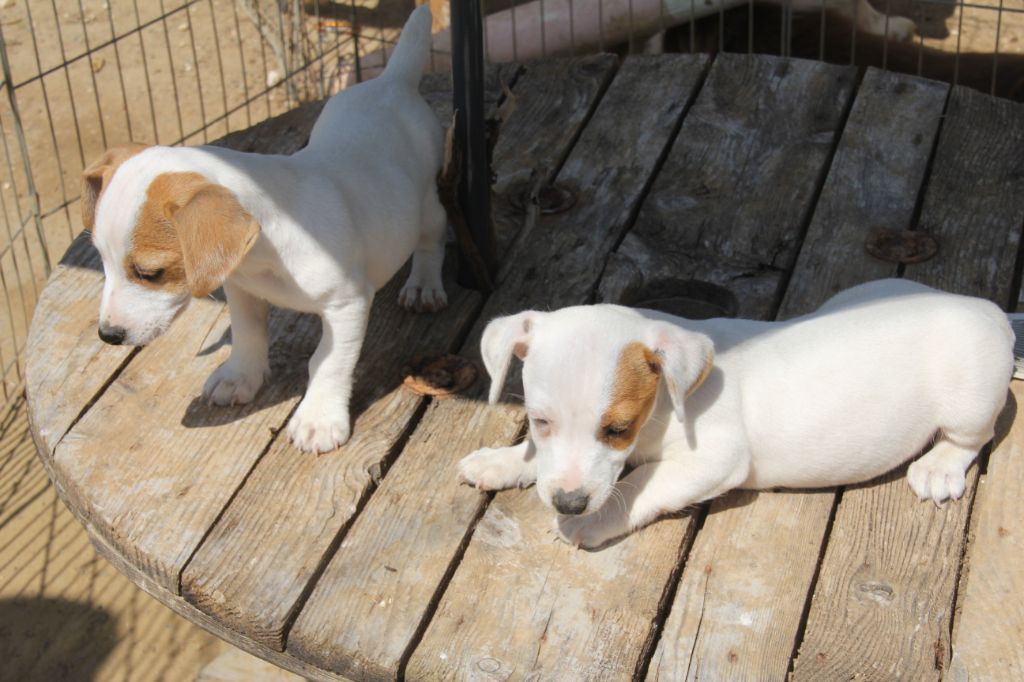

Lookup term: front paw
[203,359,268,406]
[286,399,351,453]
[556,511,628,549]
[399,283,448,313]
[885,16,916,41]
[457,446,534,491]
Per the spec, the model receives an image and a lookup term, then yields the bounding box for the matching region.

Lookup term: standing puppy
[84,7,445,453]
[459,279,1013,548]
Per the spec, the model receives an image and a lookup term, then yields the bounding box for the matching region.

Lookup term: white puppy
[459,279,1013,548]
[83,7,445,453]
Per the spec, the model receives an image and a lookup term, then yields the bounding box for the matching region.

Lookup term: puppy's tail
[382,5,433,85]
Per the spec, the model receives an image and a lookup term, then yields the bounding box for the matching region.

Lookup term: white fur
[459,279,1014,548]
[91,6,445,453]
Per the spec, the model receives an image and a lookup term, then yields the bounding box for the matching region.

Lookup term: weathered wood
[948,383,1024,681]
[792,87,1024,682]
[776,68,949,318]
[645,490,832,681]
[284,54,709,682]
[24,234,134,455]
[489,55,620,257]
[646,68,946,682]
[598,54,857,318]
[180,272,479,646]
[182,56,619,653]
[78,508,353,682]
[286,398,524,681]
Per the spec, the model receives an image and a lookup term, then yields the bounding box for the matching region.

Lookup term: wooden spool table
[26,54,1024,681]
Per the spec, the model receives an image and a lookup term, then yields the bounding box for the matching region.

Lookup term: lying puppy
[83,6,445,453]
[459,279,1013,548]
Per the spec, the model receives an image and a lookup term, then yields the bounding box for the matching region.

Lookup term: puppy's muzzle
[98,325,127,345]
[553,488,590,515]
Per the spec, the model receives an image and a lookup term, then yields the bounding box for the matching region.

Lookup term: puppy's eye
[530,416,551,433]
[604,423,631,438]
[132,264,165,282]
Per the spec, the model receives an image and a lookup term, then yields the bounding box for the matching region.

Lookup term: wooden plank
[24,234,134,455]
[947,382,1024,681]
[488,56,619,256]
[598,54,856,318]
[777,68,949,317]
[398,53,859,681]
[647,68,949,682]
[287,54,710,682]
[792,87,1024,681]
[182,56,619,653]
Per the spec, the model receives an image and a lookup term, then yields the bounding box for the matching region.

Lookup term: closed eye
[132,264,165,283]
[603,423,631,438]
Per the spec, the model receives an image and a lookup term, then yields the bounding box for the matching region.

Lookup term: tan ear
[81,143,149,230]
[158,173,260,298]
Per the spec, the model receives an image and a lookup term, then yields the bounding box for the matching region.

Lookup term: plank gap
[941,436,995,665]
[495,56,622,281]
[276,396,437,653]
[592,54,718,304]
[175,393,296,593]
[785,487,843,678]
[48,344,140,457]
[900,84,955,272]
[768,66,865,321]
[632,504,709,682]
[394,425,529,682]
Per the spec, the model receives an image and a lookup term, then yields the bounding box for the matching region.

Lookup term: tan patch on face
[598,341,661,451]
[125,171,259,298]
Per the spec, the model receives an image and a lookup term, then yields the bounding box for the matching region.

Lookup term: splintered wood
[24,55,1024,682]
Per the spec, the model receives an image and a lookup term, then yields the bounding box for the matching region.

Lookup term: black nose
[98,325,126,345]
[553,488,590,515]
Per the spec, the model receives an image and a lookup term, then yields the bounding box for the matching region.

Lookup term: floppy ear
[646,322,715,423]
[157,173,260,298]
[480,310,539,404]
[80,143,149,230]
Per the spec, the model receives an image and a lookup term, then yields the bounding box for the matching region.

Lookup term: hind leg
[906,429,992,505]
[399,189,448,312]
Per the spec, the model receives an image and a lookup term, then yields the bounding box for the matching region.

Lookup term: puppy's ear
[480,311,538,404]
[646,322,714,423]
[155,172,260,298]
[81,143,149,230]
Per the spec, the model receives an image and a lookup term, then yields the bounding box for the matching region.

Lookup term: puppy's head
[481,306,714,516]
[83,145,260,346]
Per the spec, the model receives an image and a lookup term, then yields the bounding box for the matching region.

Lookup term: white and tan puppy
[459,279,1013,548]
[83,7,445,453]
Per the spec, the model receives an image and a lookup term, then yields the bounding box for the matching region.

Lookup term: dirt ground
[0,0,1020,680]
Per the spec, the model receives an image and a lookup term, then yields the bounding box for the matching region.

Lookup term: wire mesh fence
[0,0,1020,415]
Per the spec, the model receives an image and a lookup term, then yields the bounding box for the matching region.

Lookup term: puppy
[459,279,1013,548]
[83,7,445,453]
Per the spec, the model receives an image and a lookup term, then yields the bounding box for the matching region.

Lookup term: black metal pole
[450,0,496,289]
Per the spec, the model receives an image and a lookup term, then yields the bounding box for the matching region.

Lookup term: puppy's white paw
[458,446,534,491]
[907,452,968,505]
[286,400,351,454]
[881,16,915,41]
[556,511,628,549]
[203,360,268,406]
[398,283,448,313]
